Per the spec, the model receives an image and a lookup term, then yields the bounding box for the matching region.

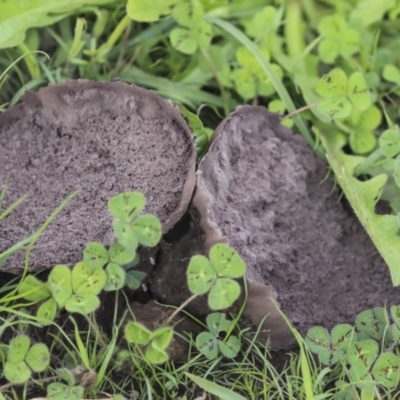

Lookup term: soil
[2,82,400,355]
[0,80,196,273]
[191,106,400,339]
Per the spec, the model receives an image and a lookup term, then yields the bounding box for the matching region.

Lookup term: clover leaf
[242,6,278,44]
[371,353,400,388]
[47,383,84,400]
[48,263,106,315]
[317,14,360,64]
[347,105,381,154]
[196,313,241,360]
[315,68,371,119]
[124,322,173,364]
[4,336,50,384]
[233,46,282,100]
[379,126,400,159]
[305,324,353,366]
[355,307,392,343]
[126,0,176,22]
[348,339,379,391]
[109,192,162,252]
[170,1,211,54]
[83,242,137,291]
[186,244,246,310]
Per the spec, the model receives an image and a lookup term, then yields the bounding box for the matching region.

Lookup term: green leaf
[347,72,371,111]
[319,348,344,366]
[350,0,398,27]
[243,6,278,41]
[49,265,73,307]
[172,2,203,27]
[112,220,139,252]
[4,360,31,384]
[218,336,241,358]
[379,127,400,158]
[37,298,58,326]
[317,14,360,63]
[208,278,241,310]
[71,262,107,295]
[196,332,218,360]
[331,324,353,350]
[236,46,269,73]
[104,263,125,291]
[108,192,145,222]
[8,335,30,363]
[125,322,152,345]
[185,372,247,400]
[47,383,84,400]
[131,214,162,247]
[349,364,373,391]
[151,327,174,350]
[109,242,136,265]
[209,244,246,278]
[170,28,198,54]
[371,352,400,388]
[186,255,217,295]
[349,129,376,155]
[145,342,169,364]
[83,242,108,269]
[355,308,389,342]
[0,0,117,50]
[206,312,234,336]
[126,269,146,290]
[315,69,347,98]
[348,340,378,370]
[391,305,400,329]
[65,293,100,315]
[320,131,400,286]
[234,68,256,99]
[18,275,50,302]
[383,64,400,84]
[126,0,174,22]
[194,20,212,49]
[55,368,76,386]
[25,343,50,372]
[305,326,331,354]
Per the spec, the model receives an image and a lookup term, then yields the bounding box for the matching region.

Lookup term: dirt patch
[189,106,400,344]
[149,106,400,348]
[0,80,196,272]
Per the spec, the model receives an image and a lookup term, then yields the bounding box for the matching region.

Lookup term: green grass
[1,0,400,398]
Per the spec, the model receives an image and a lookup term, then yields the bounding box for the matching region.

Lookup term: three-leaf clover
[83,242,135,291]
[108,192,162,253]
[125,322,173,364]
[305,324,353,366]
[232,46,282,100]
[169,1,212,54]
[186,243,246,310]
[48,263,106,315]
[196,313,241,360]
[317,14,360,64]
[346,105,381,154]
[4,335,50,384]
[315,68,371,119]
